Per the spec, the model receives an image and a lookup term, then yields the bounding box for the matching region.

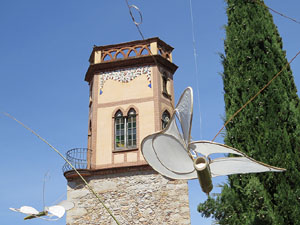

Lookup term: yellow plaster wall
[138,101,156,142]
[127,152,138,162]
[98,73,153,104]
[114,154,125,164]
[137,101,156,161]
[96,108,112,165]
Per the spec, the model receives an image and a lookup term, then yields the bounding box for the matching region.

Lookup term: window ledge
[113,147,138,153]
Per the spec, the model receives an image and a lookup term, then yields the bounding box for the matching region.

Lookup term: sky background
[1,1,300,224]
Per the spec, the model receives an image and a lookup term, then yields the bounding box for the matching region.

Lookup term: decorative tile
[99,66,151,94]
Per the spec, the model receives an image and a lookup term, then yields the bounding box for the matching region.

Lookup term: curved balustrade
[101,44,151,62]
[62,148,92,173]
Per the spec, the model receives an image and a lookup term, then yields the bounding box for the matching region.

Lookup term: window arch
[162,110,170,129]
[114,108,137,150]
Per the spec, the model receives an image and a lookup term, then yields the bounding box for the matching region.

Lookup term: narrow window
[115,110,125,149]
[89,81,93,98]
[162,72,168,95]
[127,109,137,148]
[162,110,170,129]
[89,82,93,107]
[89,120,92,133]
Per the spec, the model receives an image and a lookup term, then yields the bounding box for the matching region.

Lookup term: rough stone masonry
[66,170,191,225]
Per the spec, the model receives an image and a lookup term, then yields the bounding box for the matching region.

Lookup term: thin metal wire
[254,0,300,25]
[1,112,121,225]
[125,0,144,39]
[129,5,143,26]
[211,49,300,142]
[42,172,50,209]
[189,0,203,139]
[124,0,176,112]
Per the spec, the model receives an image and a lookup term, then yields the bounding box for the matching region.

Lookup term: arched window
[162,110,170,129]
[127,109,136,148]
[114,108,137,150]
[115,110,125,148]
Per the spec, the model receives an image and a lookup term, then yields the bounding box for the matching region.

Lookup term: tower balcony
[62,147,153,181]
[62,148,92,175]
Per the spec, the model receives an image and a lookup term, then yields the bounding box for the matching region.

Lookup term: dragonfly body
[24,210,47,220]
[193,157,213,194]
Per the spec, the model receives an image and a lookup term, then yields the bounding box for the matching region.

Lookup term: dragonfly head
[44,207,50,214]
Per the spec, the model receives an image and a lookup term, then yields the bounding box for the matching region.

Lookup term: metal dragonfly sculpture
[9,173,74,221]
[9,200,74,221]
[141,87,285,195]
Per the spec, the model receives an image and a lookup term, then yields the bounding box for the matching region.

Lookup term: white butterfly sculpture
[141,87,285,195]
[9,200,74,221]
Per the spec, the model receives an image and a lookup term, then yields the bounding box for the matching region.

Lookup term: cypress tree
[198,0,300,224]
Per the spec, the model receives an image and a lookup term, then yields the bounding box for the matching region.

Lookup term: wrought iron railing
[62,148,92,173]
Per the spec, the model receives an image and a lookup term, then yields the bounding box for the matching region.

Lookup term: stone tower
[63,37,191,225]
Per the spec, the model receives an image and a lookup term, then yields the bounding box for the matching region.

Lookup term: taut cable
[1,112,121,225]
[253,0,300,25]
[211,50,300,142]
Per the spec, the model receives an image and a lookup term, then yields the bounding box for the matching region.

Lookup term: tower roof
[85,37,178,82]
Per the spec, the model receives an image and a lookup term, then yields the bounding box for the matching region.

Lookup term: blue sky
[1,1,299,224]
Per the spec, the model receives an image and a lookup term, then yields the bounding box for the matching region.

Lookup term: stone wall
[66,170,191,225]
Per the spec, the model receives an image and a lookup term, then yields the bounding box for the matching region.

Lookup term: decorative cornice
[63,164,154,181]
[85,55,178,82]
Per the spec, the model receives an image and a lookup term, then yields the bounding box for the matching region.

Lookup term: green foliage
[198,0,300,224]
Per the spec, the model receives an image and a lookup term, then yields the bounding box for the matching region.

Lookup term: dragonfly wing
[39,217,60,221]
[140,87,196,179]
[47,205,65,218]
[152,133,195,174]
[190,141,244,157]
[141,133,197,180]
[19,206,39,215]
[210,157,286,177]
[9,208,21,213]
[163,111,185,145]
[174,87,193,146]
[57,200,74,211]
